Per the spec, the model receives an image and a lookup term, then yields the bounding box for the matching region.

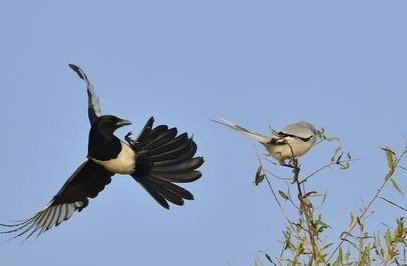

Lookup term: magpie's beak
[115,119,132,128]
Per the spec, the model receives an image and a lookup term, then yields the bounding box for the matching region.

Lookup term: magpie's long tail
[128,117,204,209]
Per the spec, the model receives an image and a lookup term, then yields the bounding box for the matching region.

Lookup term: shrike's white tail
[211,118,270,143]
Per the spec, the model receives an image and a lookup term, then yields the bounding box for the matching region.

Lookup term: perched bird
[1,64,204,240]
[212,118,317,165]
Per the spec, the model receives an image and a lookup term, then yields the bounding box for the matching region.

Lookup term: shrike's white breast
[266,136,316,162]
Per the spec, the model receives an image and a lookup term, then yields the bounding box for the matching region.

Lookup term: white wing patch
[85,78,102,118]
[69,64,102,124]
[0,200,85,241]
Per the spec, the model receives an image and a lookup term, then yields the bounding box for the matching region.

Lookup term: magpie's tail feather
[129,117,204,209]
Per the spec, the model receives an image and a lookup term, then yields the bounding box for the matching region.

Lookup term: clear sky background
[0,1,407,265]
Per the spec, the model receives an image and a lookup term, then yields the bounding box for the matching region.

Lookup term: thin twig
[264,169,291,181]
[379,196,407,212]
[299,158,360,185]
[287,183,300,211]
[263,157,278,165]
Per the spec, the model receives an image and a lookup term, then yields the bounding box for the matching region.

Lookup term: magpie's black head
[93,115,132,135]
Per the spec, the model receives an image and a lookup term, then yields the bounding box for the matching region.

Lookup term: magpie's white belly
[91,142,136,174]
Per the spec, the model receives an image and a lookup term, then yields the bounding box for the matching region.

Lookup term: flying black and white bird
[1,64,204,240]
[212,118,317,165]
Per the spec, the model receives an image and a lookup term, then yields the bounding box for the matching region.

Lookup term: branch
[285,140,321,264]
[299,158,360,185]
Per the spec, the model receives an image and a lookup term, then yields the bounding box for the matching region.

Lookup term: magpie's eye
[112,118,121,126]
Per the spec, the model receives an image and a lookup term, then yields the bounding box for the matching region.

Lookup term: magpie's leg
[125,132,135,146]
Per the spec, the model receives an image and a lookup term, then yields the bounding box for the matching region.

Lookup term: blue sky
[1,1,407,265]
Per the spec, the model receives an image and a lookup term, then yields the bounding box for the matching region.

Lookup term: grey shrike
[212,118,317,165]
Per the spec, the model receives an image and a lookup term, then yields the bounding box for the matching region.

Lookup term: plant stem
[292,159,320,264]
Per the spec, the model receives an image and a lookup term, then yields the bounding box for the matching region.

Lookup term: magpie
[1,64,204,240]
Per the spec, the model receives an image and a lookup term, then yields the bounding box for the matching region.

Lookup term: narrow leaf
[332,247,343,266]
[254,165,265,186]
[331,146,342,162]
[381,147,396,170]
[304,191,318,198]
[326,136,340,142]
[385,229,392,246]
[278,190,290,200]
[390,178,404,195]
[264,253,273,264]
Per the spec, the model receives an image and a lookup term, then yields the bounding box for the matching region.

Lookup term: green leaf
[269,126,279,135]
[344,249,352,261]
[356,216,364,231]
[332,247,343,266]
[278,190,290,200]
[331,146,342,162]
[349,212,355,228]
[316,219,330,229]
[317,127,340,143]
[303,191,318,198]
[326,136,340,142]
[385,229,392,246]
[254,165,265,186]
[339,162,350,170]
[316,219,330,233]
[390,178,404,195]
[264,253,273,264]
[316,128,324,139]
[323,243,333,250]
[381,147,396,170]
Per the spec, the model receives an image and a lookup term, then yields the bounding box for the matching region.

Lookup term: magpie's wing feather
[0,159,113,241]
[68,64,102,125]
[128,117,204,209]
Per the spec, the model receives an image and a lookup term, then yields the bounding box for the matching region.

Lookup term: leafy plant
[253,130,407,266]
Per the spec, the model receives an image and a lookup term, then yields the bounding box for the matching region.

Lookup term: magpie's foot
[125,132,135,145]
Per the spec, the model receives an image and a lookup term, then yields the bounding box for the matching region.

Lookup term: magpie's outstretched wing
[0,159,114,240]
[69,64,102,125]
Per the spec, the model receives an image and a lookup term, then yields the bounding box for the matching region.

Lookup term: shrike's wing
[0,159,114,240]
[69,64,102,125]
[211,118,270,143]
[280,122,316,141]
